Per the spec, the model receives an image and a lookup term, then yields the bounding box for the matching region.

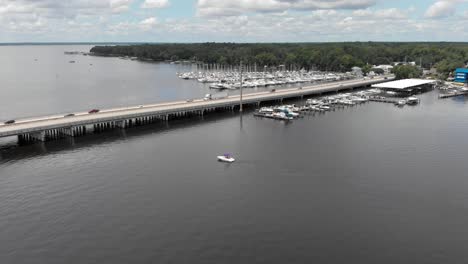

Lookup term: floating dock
[368,97,400,104]
[439,91,468,99]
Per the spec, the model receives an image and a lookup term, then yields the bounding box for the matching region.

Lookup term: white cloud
[139,17,158,31]
[0,0,135,39]
[353,8,408,20]
[141,0,169,9]
[1,0,468,42]
[424,0,464,18]
[0,0,134,18]
[110,0,134,13]
[196,0,376,17]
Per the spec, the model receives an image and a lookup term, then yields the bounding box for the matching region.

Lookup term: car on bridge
[88,109,100,114]
[4,120,15,125]
[64,113,75,117]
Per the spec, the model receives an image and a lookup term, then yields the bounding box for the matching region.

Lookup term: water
[2,45,468,263]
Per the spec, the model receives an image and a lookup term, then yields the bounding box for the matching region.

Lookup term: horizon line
[2,41,468,46]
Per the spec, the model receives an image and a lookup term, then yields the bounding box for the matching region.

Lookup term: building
[371,79,437,95]
[454,68,468,83]
[374,65,394,74]
[351,66,363,77]
[393,61,416,66]
[423,67,438,77]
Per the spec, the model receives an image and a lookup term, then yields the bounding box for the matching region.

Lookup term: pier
[368,97,400,104]
[439,91,468,99]
[0,76,393,142]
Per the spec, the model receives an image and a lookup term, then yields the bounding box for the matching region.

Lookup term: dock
[439,91,468,99]
[0,76,393,143]
[368,97,400,104]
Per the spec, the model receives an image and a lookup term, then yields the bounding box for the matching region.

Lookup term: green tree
[254,52,277,66]
[392,65,422,79]
[362,64,372,74]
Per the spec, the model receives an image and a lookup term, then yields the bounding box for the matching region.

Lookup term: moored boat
[406,97,420,105]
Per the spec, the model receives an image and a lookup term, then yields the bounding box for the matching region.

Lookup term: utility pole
[240,61,244,112]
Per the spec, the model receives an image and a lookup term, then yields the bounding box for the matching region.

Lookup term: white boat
[217,154,235,163]
[318,104,331,111]
[396,100,406,106]
[406,97,420,105]
[306,99,320,105]
[259,107,274,113]
[273,112,294,120]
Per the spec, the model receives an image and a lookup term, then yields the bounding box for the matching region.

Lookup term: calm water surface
[2,45,468,264]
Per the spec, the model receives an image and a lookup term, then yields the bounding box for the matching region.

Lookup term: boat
[259,107,274,113]
[217,154,235,163]
[396,100,406,106]
[306,99,320,105]
[318,104,331,111]
[273,112,293,120]
[406,97,420,105]
[274,106,300,117]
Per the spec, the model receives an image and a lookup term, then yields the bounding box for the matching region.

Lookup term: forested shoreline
[90,43,468,78]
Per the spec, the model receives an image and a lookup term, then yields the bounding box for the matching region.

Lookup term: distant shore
[88,42,468,78]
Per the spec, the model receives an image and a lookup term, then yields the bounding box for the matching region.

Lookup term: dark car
[4,120,15,125]
[64,113,75,117]
[88,109,100,114]
[270,89,276,92]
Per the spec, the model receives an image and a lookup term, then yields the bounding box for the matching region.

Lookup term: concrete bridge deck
[0,76,393,142]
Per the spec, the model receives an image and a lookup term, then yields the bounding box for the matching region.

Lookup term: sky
[1,0,468,42]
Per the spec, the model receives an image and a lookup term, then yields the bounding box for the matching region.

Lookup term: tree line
[90,42,468,79]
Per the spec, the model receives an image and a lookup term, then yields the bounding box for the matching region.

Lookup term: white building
[351,66,363,77]
[374,65,394,74]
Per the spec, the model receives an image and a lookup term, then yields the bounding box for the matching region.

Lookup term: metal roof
[456,68,468,73]
[372,79,436,89]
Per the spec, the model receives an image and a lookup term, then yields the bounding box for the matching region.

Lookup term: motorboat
[306,99,320,105]
[274,106,300,117]
[406,97,420,105]
[396,100,406,106]
[318,104,331,111]
[273,112,294,120]
[217,154,235,163]
[259,107,274,113]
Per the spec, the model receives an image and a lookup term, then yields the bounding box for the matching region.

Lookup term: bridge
[0,76,393,142]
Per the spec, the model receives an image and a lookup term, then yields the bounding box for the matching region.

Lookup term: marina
[178,69,357,90]
[253,88,423,121]
[438,86,468,99]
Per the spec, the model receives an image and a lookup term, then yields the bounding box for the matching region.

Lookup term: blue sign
[455,68,468,83]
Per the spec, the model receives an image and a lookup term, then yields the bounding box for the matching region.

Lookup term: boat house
[371,79,437,95]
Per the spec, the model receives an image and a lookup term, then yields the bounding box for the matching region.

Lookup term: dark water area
[2,46,468,263]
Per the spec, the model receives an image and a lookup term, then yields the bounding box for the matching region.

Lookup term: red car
[88,109,100,114]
